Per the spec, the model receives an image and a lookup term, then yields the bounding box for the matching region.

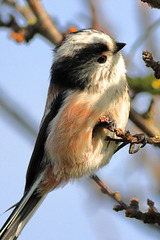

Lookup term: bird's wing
[24,85,65,192]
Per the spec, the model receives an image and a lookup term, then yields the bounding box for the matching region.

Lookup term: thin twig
[143,50,160,79]
[97,115,160,154]
[141,0,160,9]
[0,14,39,43]
[90,174,128,209]
[109,127,160,153]
[26,0,63,45]
[87,0,101,29]
[3,0,36,23]
[91,174,160,225]
[1,0,63,44]
[0,15,21,31]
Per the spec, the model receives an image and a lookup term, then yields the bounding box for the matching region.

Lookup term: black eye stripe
[51,43,109,90]
[73,43,109,61]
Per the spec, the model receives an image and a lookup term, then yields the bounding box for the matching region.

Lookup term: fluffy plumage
[0,29,130,240]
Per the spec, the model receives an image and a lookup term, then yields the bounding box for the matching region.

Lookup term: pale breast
[45,86,130,178]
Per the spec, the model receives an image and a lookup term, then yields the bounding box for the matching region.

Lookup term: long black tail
[0,176,47,240]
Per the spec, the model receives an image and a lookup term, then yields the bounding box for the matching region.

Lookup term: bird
[0,28,130,240]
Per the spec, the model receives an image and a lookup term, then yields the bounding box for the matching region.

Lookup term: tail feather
[0,175,47,240]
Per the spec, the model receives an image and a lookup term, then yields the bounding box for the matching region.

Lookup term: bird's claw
[99,115,116,132]
[129,133,147,154]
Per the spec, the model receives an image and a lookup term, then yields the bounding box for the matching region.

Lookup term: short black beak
[114,42,126,53]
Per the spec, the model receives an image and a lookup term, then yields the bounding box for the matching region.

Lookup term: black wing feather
[24,92,65,192]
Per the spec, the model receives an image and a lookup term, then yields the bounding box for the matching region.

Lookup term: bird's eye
[97,55,107,64]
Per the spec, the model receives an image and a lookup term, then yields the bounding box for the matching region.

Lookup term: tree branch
[0,14,21,32]
[129,107,160,137]
[91,174,160,225]
[0,13,40,43]
[143,50,160,79]
[90,174,128,208]
[97,115,160,154]
[107,127,160,153]
[3,0,36,23]
[1,0,63,44]
[87,0,102,29]
[26,0,63,45]
[141,0,160,9]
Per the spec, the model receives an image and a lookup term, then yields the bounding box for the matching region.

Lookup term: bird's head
[51,29,126,92]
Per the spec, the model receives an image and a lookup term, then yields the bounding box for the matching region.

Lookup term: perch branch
[91,115,160,225]
[97,115,160,154]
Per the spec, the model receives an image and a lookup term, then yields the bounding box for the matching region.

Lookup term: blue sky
[0,1,160,240]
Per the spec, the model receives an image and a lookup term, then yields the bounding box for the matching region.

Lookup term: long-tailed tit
[0,29,130,240]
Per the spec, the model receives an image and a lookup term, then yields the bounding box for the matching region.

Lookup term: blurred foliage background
[0,0,160,239]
